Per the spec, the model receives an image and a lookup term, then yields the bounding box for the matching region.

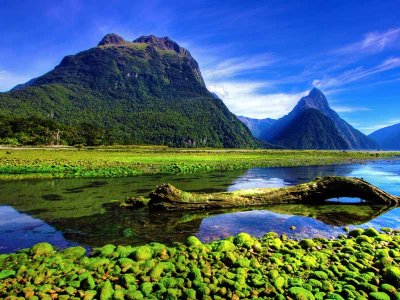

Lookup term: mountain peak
[133,35,183,54]
[297,88,329,112]
[309,87,325,98]
[98,33,127,46]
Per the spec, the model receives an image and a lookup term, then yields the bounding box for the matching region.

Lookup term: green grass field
[0,146,398,179]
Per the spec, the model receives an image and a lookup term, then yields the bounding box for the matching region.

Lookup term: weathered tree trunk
[148,176,400,211]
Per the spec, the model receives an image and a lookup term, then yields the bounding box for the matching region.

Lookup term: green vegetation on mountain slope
[0,34,256,148]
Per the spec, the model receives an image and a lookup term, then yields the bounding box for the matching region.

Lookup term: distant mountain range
[237,116,276,139]
[369,123,400,150]
[0,33,257,147]
[239,89,378,150]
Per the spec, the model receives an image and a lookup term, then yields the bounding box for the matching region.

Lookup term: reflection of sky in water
[0,206,74,252]
[199,160,400,241]
[228,177,288,191]
[1,159,400,253]
[198,210,346,243]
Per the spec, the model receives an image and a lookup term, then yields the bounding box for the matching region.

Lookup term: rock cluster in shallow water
[0,228,400,299]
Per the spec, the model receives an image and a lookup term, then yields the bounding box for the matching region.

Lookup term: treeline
[0,116,109,146]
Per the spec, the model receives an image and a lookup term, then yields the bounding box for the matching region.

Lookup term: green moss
[61,246,86,259]
[363,228,380,237]
[99,244,116,257]
[0,270,15,280]
[369,292,391,300]
[234,233,254,248]
[356,235,374,244]
[186,236,202,247]
[288,286,315,299]
[385,266,400,288]
[134,246,152,261]
[30,242,54,257]
[299,239,316,249]
[213,240,236,252]
[1,229,400,299]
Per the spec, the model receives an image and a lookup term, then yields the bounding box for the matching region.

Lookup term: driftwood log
[148,176,400,211]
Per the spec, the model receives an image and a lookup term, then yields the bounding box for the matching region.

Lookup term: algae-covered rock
[62,246,86,259]
[0,269,15,280]
[185,288,196,299]
[100,280,114,300]
[385,266,400,288]
[369,292,391,300]
[83,290,97,300]
[364,228,380,237]
[356,235,374,244]
[140,282,153,296]
[99,244,116,257]
[213,240,236,252]
[134,246,153,261]
[349,228,364,237]
[125,290,143,300]
[299,239,316,249]
[288,286,315,300]
[30,242,54,257]
[234,233,254,248]
[186,236,203,247]
[380,283,397,295]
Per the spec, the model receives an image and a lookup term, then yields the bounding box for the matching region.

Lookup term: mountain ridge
[0,33,257,148]
[369,123,400,150]
[241,88,377,150]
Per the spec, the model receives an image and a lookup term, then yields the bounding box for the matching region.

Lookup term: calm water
[0,160,399,253]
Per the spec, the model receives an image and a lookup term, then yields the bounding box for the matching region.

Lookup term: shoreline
[0,147,398,180]
[1,229,399,299]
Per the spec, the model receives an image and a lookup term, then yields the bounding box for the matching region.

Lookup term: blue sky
[0,0,399,134]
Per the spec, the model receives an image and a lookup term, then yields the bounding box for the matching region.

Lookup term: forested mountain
[240,88,377,150]
[0,33,257,147]
[369,123,400,150]
[237,116,276,139]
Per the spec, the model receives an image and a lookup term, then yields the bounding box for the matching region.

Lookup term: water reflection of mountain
[1,161,399,250]
[0,169,246,220]
[227,164,357,191]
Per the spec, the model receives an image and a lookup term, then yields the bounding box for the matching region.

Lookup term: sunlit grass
[0,146,398,179]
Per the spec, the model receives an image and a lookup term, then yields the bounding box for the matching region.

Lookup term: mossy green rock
[30,242,54,256]
[356,235,374,244]
[288,286,315,299]
[234,233,254,247]
[385,266,400,288]
[0,269,15,280]
[369,292,391,300]
[100,280,114,300]
[125,290,143,300]
[99,244,116,257]
[364,228,380,237]
[299,239,316,249]
[134,246,152,261]
[349,228,364,237]
[62,246,86,259]
[214,240,236,252]
[186,236,203,247]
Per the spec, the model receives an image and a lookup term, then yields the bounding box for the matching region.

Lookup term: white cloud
[359,119,400,135]
[313,57,400,89]
[208,81,307,119]
[202,54,275,80]
[336,28,400,55]
[331,106,371,113]
[0,70,30,92]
